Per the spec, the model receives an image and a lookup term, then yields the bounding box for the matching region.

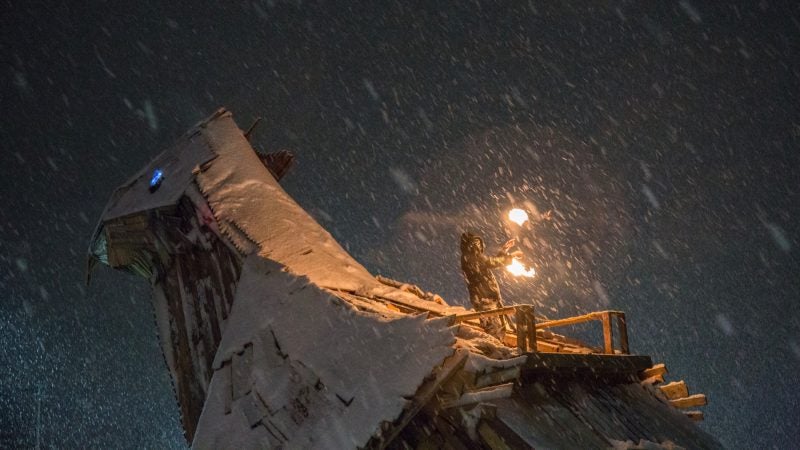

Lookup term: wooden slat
[659,381,689,400]
[475,367,521,389]
[452,306,519,323]
[535,310,624,330]
[477,421,510,450]
[669,394,707,409]
[431,415,471,450]
[684,411,704,422]
[640,363,667,379]
[640,374,664,385]
[442,383,514,409]
[535,312,600,329]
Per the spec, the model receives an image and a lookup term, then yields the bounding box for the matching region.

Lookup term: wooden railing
[452,307,629,355]
[537,311,628,354]
[451,305,537,354]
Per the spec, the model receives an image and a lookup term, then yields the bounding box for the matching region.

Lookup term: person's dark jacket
[460,232,513,303]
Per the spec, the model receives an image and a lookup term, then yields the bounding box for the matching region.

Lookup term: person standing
[459,232,521,340]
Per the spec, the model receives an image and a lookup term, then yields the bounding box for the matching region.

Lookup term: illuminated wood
[640,363,667,379]
[475,367,521,389]
[452,306,519,323]
[640,374,664,385]
[659,381,689,400]
[442,383,514,409]
[669,394,707,409]
[535,312,600,329]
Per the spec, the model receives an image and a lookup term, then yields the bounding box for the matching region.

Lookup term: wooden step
[670,394,707,409]
[640,363,667,380]
[659,380,688,400]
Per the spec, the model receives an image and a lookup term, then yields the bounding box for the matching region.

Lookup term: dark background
[1,1,798,448]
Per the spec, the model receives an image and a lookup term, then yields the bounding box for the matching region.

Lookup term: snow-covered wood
[659,380,689,400]
[193,256,457,449]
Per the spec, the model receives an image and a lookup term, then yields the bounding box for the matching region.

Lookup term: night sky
[2,1,798,448]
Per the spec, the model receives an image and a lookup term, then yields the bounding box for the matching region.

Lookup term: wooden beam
[477,421,513,450]
[640,363,667,380]
[659,380,689,400]
[477,418,532,450]
[524,353,653,377]
[535,310,626,329]
[475,367,521,389]
[670,393,707,409]
[684,411,704,422]
[442,383,514,409]
[452,306,519,323]
[535,312,600,329]
[640,374,664,386]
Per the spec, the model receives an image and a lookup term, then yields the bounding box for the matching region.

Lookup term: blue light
[149,168,164,191]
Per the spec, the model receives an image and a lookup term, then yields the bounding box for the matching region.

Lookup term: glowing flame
[509,208,529,226]
[506,258,536,277]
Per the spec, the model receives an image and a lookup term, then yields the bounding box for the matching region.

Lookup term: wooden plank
[670,394,707,409]
[535,312,600,329]
[684,410,704,422]
[659,381,689,400]
[443,383,514,409]
[640,374,664,385]
[478,421,510,450]
[524,353,653,377]
[431,415,471,450]
[475,366,521,389]
[640,363,667,379]
[535,340,560,352]
[536,310,626,329]
[452,306,519,323]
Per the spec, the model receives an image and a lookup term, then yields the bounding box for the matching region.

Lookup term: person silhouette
[459,232,521,340]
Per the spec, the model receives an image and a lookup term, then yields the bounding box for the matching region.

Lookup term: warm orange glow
[506,258,535,277]
[509,208,529,226]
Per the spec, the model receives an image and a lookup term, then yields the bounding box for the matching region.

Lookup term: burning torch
[504,207,551,277]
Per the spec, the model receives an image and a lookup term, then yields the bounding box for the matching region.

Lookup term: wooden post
[602,312,613,354]
[616,312,629,354]
[516,309,528,353]
[526,306,537,353]
[516,305,536,353]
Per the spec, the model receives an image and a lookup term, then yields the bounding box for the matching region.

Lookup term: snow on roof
[102,123,217,222]
[193,256,457,448]
[193,111,462,316]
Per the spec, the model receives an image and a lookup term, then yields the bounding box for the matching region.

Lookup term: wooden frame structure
[453,307,630,355]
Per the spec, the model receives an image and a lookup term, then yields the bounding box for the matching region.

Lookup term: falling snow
[1,2,798,449]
